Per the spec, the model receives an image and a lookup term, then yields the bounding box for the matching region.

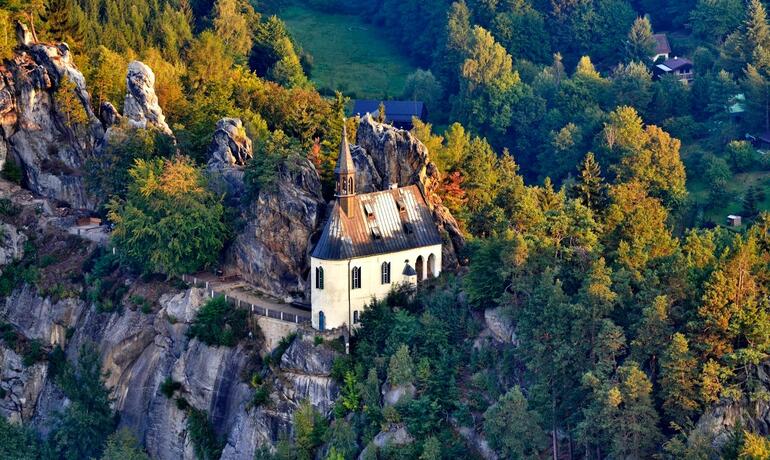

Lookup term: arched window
[427,254,436,279]
[353,310,360,324]
[318,311,326,331]
[381,262,391,284]
[315,267,324,289]
[416,255,424,282]
[352,266,362,289]
[348,177,354,194]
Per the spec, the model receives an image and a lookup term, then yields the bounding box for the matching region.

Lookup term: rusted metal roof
[653,34,671,56]
[312,185,442,260]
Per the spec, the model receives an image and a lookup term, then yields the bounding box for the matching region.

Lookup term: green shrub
[251,384,271,408]
[0,322,17,348]
[175,397,190,411]
[187,408,223,460]
[159,377,182,399]
[0,157,21,184]
[22,339,44,367]
[38,254,57,268]
[187,295,248,347]
[0,198,19,217]
[48,346,67,380]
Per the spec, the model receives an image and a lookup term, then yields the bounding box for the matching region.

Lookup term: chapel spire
[335,121,356,214]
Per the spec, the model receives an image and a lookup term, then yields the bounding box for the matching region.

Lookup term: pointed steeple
[335,121,356,215]
[335,122,356,175]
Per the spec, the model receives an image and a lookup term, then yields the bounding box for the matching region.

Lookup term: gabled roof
[653,34,671,56]
[312,185,442,260]
[660,57,692,71]
[352,100,426,123]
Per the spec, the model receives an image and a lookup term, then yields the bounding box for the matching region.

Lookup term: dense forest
[1,0,770,459]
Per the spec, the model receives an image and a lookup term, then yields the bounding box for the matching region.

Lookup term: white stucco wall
[310,244,442,330]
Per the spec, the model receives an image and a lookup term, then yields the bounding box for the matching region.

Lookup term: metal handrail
[180,274,311,324]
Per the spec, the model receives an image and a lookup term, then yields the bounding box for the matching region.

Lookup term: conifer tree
[659,333,699,427]
[624,17,656,63]
[572,152,606,214]
[631,296,673,380]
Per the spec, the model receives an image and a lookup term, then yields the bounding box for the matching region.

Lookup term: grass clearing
[280,5,417,99]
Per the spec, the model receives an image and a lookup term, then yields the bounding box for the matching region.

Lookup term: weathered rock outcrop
[225,155,325,301]
[206,118,252,205]
[359,425,414,459]
[0,22,103,209]
[354,114,464,268]
[692,365,770,449]
[208,118,253,167]
[0,281,340,460]
[0,188,340,459]
[0,222,26,267]
[123,61,172,136]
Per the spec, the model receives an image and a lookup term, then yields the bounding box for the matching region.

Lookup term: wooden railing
[180,274,311,325]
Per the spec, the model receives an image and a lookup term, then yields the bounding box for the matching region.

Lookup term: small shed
[727,215,742,227]
[76,216,102,227]
[351,100,427,130]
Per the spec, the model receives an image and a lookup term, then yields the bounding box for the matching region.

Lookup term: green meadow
[280,5,417,99]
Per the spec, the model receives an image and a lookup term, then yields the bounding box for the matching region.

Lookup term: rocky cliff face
[222,152,325,302]
[0,22,102,209]
[353,114,465,268]
[0,186,339,459]
[0,24,177,211]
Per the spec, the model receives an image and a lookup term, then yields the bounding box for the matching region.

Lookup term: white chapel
[310,125,443,331]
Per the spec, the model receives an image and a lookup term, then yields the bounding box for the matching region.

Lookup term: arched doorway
[416,255,424,282]
[427,254,436,279]
[319,311,326,331]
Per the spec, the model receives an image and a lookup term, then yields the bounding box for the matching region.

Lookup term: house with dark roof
[654,56,694,83]
[651,34,671,62]
[310,125,442,331]
[351,100,427,130]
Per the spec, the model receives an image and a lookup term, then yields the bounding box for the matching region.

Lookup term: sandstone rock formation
[0,282,339,460]
[359,425,414,459]
[0,222,26,267]
[225,155,325,301]
[206,118,252,205]
[0,22,102,209]
[0,188,339,459]
[209,118,253,167]
[354,114,465,268]
[123,61,172,136]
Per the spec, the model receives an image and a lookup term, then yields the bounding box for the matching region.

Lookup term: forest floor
[280,5,417,99]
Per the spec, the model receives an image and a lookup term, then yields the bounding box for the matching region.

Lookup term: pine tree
[41,0,87,50]
[483,386,548,459]
[624,17,656,63]
[659,333,699,427]
[572,152,606,214]
[631,295,673,380]
[606,362,662,460]
[387,344,414,386]
[742,0,770,70]
[574,258,617,367]
[743,186,760,217]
